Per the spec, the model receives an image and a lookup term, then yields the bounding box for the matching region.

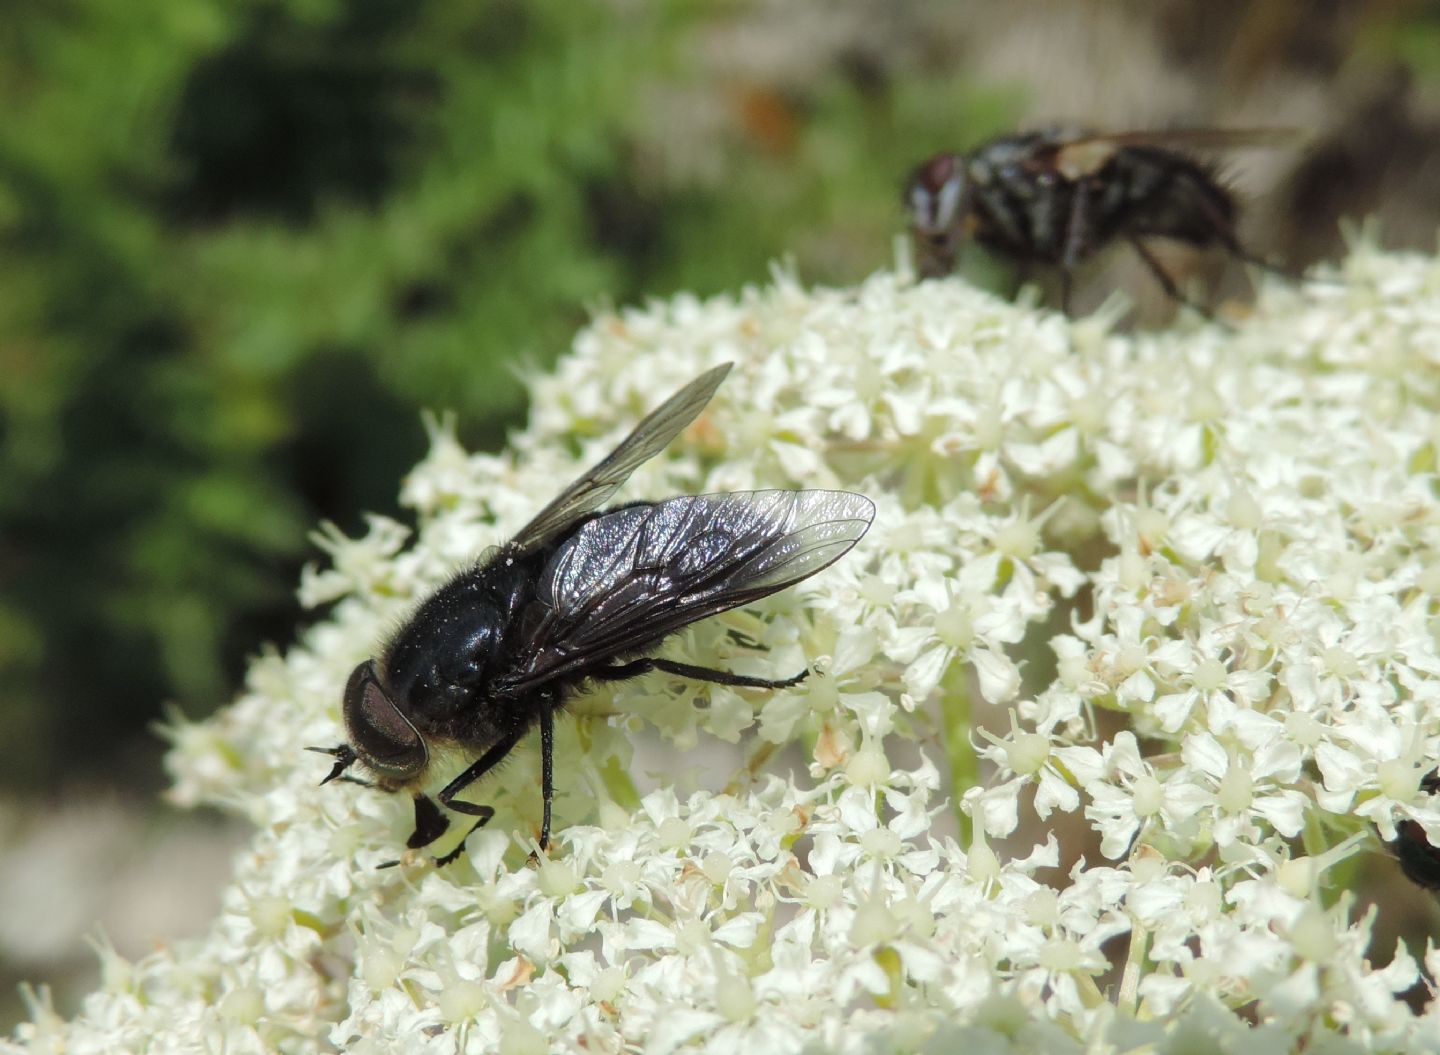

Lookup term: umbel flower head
[11,246,1440,1054]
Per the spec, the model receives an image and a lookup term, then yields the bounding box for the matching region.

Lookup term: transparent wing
[496,490,875,693]
[1049,127,1305,179]
[1058,128,1305,151]
[507,363,733,555]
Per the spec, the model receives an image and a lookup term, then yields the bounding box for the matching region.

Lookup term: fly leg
[1058,269,1075,318]
[375,793,484,869]
[1221,234,1291,279]
[918,232,961,280]
[536,703,555,856]
[1058,178,1097,316]
[1186,177,1335,296]
[593,656,809,690]
[1187,186,1295,283]
[403,727,527,867]
[409,794,451,848]
[438,694,563,860]
[1214,226,1341,291]
[1128,236,1215,320]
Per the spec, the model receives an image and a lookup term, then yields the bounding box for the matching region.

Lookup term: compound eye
[342,661,427,781]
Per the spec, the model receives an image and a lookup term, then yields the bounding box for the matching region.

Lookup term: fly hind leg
[1128,236,1215,321]
[594,656,809,690]
[1189,185,1324,290]
[1223,236,1290,279]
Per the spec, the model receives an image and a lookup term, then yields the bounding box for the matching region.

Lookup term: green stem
[1118,919,1148,1017]
[940,660,978,844]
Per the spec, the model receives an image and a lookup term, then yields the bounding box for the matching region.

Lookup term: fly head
[341,659,429,786]
[904,151,969,277]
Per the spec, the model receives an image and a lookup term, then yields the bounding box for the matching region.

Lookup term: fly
[313,363,875,865]
[904,127,1298,315]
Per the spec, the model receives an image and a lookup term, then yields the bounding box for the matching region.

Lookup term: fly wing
[1051,127,1305,179]
[506,363,732,556]
[1058,128,1305,151]
[496,490,875,693]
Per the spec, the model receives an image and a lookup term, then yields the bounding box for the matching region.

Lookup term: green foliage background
[0,0,1014,791]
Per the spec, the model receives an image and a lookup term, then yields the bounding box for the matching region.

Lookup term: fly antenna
[308,743,358,785]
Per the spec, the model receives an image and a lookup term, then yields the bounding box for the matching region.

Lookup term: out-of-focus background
[4,0,1440,1027]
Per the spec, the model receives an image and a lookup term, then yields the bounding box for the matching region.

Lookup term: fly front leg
[402,726,526,868]
[375,792,482,869]
[408,793,451,848]
[431,811,494,868]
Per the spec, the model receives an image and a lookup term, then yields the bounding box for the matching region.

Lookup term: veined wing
[497,490,875,693]
[506,363,733,556]
[1051,127,1304,179]
[1058,127,1304,151]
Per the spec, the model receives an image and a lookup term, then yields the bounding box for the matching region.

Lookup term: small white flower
[20,249,1440,1055]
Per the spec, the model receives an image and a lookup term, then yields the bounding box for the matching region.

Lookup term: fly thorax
[416,615,502,716]
[382,573,511,720]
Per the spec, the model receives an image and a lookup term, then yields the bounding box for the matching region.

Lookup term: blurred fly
[313,363,874,865]
[904,127,1296,315]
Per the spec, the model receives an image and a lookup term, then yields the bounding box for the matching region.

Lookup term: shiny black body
[314,363,875,865]
[963,133,1235,263]
[383,542,560,755]
[905,128,1279,313]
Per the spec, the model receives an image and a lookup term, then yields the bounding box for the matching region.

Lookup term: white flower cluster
[11,247,1440,1054]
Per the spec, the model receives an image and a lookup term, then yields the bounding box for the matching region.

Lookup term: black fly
[904,127,1295,315]
[312,364,875,865]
